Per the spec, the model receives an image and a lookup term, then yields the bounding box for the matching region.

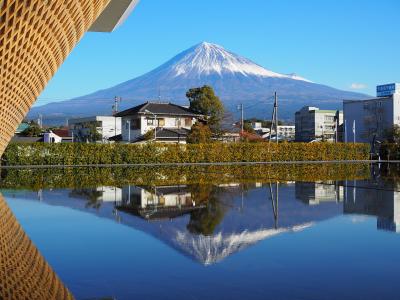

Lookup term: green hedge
[1,142,370,166]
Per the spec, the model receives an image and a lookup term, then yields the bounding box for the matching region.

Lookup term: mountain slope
[29,42,369,123]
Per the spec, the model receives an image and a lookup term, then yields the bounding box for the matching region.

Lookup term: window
[158,118,165,127]
[131,119,140,130]
[175,118,181,127]
[185,118,192,127]
[147,118,155,126]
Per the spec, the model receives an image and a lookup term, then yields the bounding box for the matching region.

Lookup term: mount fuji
[29,42,368,123]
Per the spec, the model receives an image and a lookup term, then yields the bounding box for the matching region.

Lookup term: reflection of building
[0,1,138,155]
[70,186,122,203]
[295,181,344,205]
[4,182,343,266]
[295,106,343,142]
[117,185,203,220]
[343,180,400,233]
[0,195,74,299]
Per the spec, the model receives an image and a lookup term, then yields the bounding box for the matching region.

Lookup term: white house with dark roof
[115,102,204,143]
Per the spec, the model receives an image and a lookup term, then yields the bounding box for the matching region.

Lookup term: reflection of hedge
[2,142,370,166]
[0,164,370,191]
[380,143,400,160]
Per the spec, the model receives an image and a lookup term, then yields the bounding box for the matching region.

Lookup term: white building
[115,102,203,143]
[343,83,400,144]
[69,116,121,143]
[295,106,343,142]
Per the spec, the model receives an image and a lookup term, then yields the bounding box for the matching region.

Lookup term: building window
[158,118,165,127]
[147,118,155,126]
[131,119,140,129]
[185,118,192,127]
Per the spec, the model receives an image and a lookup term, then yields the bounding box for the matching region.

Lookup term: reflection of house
[70,186,122,204]
[343,180,400,233]
[117,185,203,220]
[69,116,121,143]
[295,181,344,205]
[115,102,203,144]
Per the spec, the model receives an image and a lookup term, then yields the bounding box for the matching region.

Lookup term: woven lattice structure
[0,195,74,299]
[0,0,111,156]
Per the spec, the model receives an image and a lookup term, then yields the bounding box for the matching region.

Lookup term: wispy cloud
[350,83,367,90]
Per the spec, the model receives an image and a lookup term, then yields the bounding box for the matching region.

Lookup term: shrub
[1,142,370,166]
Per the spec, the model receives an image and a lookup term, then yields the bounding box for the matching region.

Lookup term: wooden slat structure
[0,0,120,156]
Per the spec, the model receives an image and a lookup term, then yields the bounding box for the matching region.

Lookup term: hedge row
[1,142,370,166]
[0,164,371,191]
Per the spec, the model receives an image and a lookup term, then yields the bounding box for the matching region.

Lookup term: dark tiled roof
[115,102,201,117]
[155,127,190,139]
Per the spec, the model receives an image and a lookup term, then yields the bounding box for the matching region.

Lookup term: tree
[21,121,42,137]
[143,129,155,141]
[243,122,255,134]
[86,123,102,142]
[384,125,400,144]
[187,123,212,144]
[186,85,224,132]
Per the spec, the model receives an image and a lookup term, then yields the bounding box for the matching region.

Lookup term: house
[295,106,343,142]
[15,122,30,135]
[343,83,400,143]
[69,116,121,143]
[115,102,204,143]
[43,129,73,143]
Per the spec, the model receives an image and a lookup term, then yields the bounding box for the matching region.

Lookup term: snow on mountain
[168,42,311,81]
[172,223,313,265]
[28,41,369,124]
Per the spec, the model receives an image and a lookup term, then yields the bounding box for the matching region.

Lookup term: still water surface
[1,164,399,299]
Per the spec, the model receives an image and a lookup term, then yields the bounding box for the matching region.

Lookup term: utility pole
[237,104,244,136]
[38,114,43,128]
[112,96,122,138]
[269,92,278,144]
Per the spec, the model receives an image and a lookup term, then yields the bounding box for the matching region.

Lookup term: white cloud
[350,83,367,90]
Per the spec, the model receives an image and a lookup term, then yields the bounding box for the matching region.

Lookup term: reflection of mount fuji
[4,182,345,265]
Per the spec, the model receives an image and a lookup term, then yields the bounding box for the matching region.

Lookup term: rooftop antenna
[158,86,161,102]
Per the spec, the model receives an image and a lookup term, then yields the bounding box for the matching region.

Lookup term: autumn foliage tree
[187,122,212,144]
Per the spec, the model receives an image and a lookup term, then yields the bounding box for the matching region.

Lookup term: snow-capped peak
[167,42,311,82]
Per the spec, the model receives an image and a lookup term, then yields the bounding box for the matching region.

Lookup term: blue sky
[36,0,400,106]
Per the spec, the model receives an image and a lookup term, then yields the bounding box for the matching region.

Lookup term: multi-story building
[116,102,203,143]
[343,83,400,143]
[295,106,343,142]
[0,0,138,156]
[69,116,121,143]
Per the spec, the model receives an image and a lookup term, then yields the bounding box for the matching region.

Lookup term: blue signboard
[377,83,399,97]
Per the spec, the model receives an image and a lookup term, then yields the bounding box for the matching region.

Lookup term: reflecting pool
[1,163,399,299]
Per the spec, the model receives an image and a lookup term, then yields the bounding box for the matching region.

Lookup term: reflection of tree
[187,185,226,236]
[70,189,103,210]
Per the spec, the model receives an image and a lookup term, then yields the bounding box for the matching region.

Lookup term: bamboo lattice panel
[0,0,111,155]
[0,194,74,299]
